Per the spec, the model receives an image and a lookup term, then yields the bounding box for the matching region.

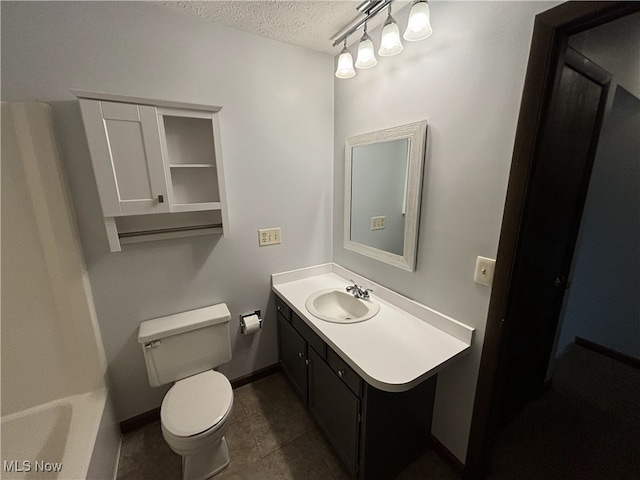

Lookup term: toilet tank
[138,303,232,387]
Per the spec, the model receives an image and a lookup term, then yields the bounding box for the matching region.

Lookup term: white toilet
[138,303,234,480]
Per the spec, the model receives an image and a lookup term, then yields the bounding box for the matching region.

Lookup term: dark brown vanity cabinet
[275,294,437,480]
[308,347,361,475]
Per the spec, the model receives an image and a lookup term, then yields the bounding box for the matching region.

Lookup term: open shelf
[162,115,216,165]
[169,166,219,206]
[109,210,223,249]
[169,164,215,168]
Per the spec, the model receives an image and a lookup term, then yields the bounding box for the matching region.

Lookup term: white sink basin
[305,288,380,324]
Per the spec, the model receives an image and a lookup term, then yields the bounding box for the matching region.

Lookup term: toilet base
[181,437,230,480]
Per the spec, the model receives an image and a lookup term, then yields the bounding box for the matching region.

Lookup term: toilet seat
[161,370,233,438]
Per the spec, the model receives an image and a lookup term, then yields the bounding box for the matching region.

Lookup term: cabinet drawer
[327,348,361,396]
[292,313,325,357]
[275,296,291,322]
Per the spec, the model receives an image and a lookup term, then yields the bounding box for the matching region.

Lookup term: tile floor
[116,372,459,480]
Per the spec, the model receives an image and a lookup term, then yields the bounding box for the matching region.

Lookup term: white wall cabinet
[72,90,228,252]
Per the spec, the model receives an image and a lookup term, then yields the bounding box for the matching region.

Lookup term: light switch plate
[474,256,496,286]
[258,227,281,246]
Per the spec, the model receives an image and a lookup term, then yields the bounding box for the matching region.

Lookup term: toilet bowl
[160,370,233,480]
[138,303,235,480]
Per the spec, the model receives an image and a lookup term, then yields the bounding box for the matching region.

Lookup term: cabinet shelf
[170,202,221,213]
[169,163,215,168]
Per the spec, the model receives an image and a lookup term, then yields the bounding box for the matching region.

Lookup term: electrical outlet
[371,216,385,230]
[258,227,281,246]
[474,256,496,286]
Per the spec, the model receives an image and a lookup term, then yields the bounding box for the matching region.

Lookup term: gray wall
[334,1,559,461]
[2,1,334,421]
[556,87,640,358]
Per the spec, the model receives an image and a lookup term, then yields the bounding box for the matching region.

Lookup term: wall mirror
[344,121,427,271]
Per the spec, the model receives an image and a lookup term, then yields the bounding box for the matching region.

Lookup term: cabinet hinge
[357,413,362,423]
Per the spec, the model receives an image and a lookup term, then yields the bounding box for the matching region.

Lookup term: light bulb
[355,31,377,69]
[335,44,356,79]
[378,13,403,56]
[404,1,433,41]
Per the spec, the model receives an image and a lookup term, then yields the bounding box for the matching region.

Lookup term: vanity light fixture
[335,39,356,79]
[332,0,433,79]
[404,0,433,41]
[378,5,403,56]
[355,23,377,68]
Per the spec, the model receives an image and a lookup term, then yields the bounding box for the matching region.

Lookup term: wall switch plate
[258,227,281,246]
[474,256,496,286]
[371,216,386,230]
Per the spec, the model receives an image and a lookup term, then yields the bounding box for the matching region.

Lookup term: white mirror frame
[344,120,427,272]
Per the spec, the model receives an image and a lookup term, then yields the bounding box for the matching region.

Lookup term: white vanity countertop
[272,263,475,392]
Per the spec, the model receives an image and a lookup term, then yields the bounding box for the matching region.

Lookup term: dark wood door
[493,47,612,430]
[277,315,308,404]
[307,347,360,477]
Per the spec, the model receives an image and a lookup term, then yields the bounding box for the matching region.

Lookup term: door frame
[464,2,640,479]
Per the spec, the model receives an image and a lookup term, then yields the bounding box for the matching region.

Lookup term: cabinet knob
[277,306,281,311]
[298,352,304,358]
[158,194,164,203]
[305,359,310,366]
[338,370,344,378]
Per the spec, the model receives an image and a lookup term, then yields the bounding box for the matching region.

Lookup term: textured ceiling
[162,1,409,56]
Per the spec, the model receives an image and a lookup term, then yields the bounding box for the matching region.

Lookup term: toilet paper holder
[239,310,263,334]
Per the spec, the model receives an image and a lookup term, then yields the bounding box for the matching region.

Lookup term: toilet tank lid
[138,303,231,344]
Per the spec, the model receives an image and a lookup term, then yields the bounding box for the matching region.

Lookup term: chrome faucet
[346,280,373,300]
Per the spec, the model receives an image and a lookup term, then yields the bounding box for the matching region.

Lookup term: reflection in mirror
[351,139,409,256]
[344,121,427,271]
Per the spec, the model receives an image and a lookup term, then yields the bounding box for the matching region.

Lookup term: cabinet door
[79,99,169,216]
[277,315,308,404]
[308,348,360,476]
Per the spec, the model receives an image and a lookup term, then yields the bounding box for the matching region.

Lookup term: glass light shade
[335,46,356,78]
[355,34,377,69]
[404,1,433,41]
[378,17,403,56]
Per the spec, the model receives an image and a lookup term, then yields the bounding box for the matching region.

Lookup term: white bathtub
[1,388,119,480]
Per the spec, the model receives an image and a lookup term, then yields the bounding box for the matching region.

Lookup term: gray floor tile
[394,450,459,480]
[262,429,341,480]
[116,421,181,480]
